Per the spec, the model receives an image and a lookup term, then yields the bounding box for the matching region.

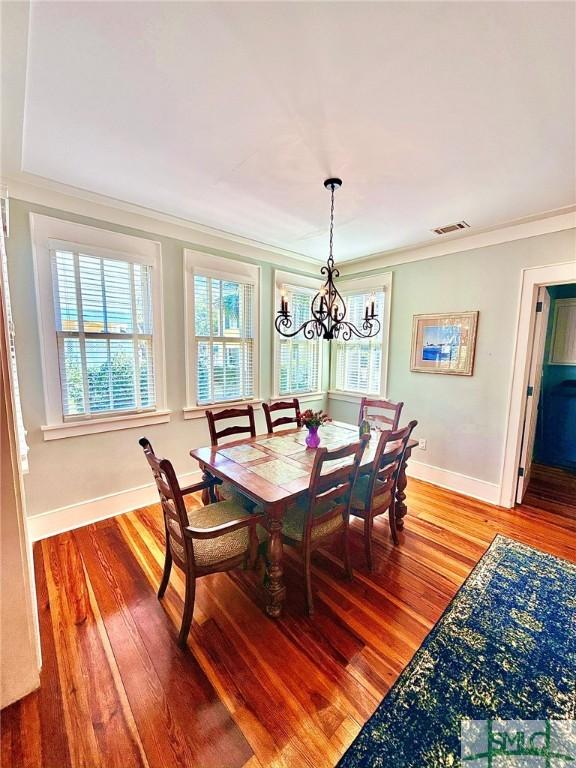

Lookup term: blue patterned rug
[338,535,576,767]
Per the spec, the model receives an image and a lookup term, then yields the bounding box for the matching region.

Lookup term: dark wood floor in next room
[524,462,576,519]
[2,479,575,768]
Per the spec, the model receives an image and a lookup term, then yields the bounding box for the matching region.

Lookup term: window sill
[327,390,385,403]
[41,410,172,441]
[270,392,325,404]
[183,400,263,420]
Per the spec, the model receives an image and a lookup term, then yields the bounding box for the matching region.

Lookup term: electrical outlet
[418,438,427,450]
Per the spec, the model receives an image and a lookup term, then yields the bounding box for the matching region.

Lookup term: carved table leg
[265,501,287,618]
[395,447,411,530]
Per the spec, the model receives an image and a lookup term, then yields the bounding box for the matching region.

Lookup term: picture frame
[410,311,479,375]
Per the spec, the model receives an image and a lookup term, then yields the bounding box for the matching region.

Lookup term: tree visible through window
[194,275,255,405]
[53,250,156,418]
[277,286,321,396]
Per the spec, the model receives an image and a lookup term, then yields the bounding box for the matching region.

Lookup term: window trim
[329,272,393,398]
[184,249,261,410]
[272,270,324,400]
[31,214,168,439]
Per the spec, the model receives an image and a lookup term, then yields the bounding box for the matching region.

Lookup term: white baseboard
[407,459,502,506]
[27,459,502,542]
[27,470,202,541]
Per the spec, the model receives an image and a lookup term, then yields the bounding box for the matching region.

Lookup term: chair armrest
[180,476,222,497]
[185,513,265,540]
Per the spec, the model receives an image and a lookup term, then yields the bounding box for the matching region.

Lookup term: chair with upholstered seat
[350,421,417,570]
[282,437,368,616]
[263,398,302,433]
[358,397,404,431]
[139,437,266,648]
[205,405,257,508]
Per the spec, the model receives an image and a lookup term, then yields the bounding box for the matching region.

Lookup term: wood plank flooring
[2,478,575,768]
[524,462,576,518]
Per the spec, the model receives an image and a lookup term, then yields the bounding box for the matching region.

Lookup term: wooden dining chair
[139,437,266,648]
[282,437,368,616]
[205,405,256,446]
[350,420,417,570]
[204,405,258,508]
[263,398,302,433]
[358,397,404,431]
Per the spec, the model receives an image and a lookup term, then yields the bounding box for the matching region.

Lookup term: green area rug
[338,535,576,767]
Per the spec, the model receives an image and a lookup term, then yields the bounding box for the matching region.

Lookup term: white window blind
[277,285,321,396]
[332,289,385,394]
[194,274,255,405]
[52,249,156,419]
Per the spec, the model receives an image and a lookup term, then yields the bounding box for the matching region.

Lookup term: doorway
[500,261,576,509]
[522,283,576,514]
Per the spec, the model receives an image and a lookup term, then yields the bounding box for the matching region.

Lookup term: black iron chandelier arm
[332,317,381,341]
[274,313,327,339]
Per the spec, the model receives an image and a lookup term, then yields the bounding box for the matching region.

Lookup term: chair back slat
[302,438,368,542]
[361,421,418,511]
[139,438,192,570]
[315,462,356,495]
[358,397,404,430]
[315,481,352,507]
[206,405,256,446]
[263,399,301,433]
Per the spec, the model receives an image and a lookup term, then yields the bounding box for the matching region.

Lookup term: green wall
[6,196,576,517]
[6,198,327,517]
[328,229,576,485]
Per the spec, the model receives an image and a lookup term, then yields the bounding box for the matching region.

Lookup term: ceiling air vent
[431,221,470,236]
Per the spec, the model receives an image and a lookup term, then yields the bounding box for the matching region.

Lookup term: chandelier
[275,178,380,341]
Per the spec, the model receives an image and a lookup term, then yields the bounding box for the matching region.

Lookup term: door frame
[499,261,576,507]
[515,286,550,503]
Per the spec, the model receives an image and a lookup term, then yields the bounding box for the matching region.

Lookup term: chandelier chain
[328,183,335,267]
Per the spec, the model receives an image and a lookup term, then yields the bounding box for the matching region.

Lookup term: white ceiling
[11,2,576,261]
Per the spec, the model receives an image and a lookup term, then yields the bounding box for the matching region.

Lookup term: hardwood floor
[2,478,575,768]
[523,462,576,518]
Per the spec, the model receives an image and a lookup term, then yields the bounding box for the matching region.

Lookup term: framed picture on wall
[411,311,479,375]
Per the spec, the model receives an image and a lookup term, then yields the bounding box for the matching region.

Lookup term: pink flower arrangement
[301,409,331,428]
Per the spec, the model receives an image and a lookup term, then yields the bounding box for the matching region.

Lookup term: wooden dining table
[191,421,417,618]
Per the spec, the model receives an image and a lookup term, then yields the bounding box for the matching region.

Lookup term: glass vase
[305,425,321,449]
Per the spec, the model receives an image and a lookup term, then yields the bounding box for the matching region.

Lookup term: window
[31,215,167,439]
[194,275,254,404]
[274,272,322,397]
[330,274,392,397]
[52,250,156,418]
[185,250,259,412]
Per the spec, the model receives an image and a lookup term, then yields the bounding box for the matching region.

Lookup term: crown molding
[3,173,320,274]
[338,206,576,274]
[4,175,574,278]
